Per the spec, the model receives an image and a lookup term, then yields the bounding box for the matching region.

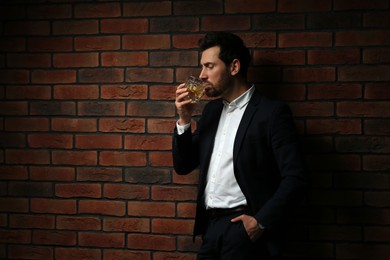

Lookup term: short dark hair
[199,32,251,77]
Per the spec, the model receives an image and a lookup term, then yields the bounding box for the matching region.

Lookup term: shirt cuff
[176,121,190,135]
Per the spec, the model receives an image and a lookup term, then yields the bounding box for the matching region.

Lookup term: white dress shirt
[177,86,255,209]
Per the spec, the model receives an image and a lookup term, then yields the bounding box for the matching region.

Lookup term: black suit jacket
[172,89,307,256]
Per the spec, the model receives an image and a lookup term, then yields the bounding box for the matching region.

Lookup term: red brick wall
[1,0,389,259]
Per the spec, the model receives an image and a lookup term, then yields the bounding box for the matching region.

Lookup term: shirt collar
[223,84,255,110]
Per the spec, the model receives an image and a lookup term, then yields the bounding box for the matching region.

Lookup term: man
[172,32,307,259]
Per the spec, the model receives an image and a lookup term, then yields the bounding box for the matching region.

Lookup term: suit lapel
[233,91,261,161]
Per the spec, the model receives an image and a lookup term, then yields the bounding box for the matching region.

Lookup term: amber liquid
[187,83,205,102]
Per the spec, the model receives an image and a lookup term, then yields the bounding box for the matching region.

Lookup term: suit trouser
[197,211,273,260]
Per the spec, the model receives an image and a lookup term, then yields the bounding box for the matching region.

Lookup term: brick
[103,184,149,200]
[101,19,148,34]
[238,32,276,48]
[55,248,101,260]
[28,37,72,52]
[0,37,25,52]
[31,70,76,84]
[178,236,202,252]
[173,169,199,185]
[336,137,390,153]
[104,249,150,260]
[55,211,90,230]
[79,232,125,248]
[307,83,362,99]
[8,245,53,260]
[7,53,51,68]
[177,203,196,218]
[152,218,194,235]
[279,0,331,12]
[76,134,122,149]
[30,101,76,116]
[0,5,25,20]
[279,32,332,47]
[152,186,197,201]
[79,200,125,216]
[99,118,145,133]
[28,133,73,149]
[54,53,98,68]
[364,119,390,135]
[0,133,25,148]
[308,49,360,64]
[78,101,125,116]
[126,68,174,83]
[103,217,149,232]
[33,230,76,246]
[309,225,362,241]
[127,102,175,117]
[309,190,362,206]
[149,151,173,167]
[30,166,75,181]
[253,50,305,65]
[0,166,28,180]
[27,4,72,19]
[77,167,122,182]
[52,118,97,132]
[5,117,48,132]
[128,201,175,217]
[101,52,148,66]
[336,30,390,46]
[0,198,28,213]
[365,227,390,242]
[10,214,54,229]
[31,198,76,214]
[364,11,390,27]
[306,119,361,134]
[284,67,335,83]
[101,85,148,100]
[124,168,171,184]
[334,0,388,10]
[225,0,275,13]
[336,244,390,259]
[99,151,146,167]
[75,36,120,51]
[147,119,175,134]
[6,85,51,99]
[339,65,390,81]
[6,149,49,164]
[307,12,361,29]
[150,85,176,100]
[0,69,29,84]
[124,1,171,16]
[54,85,99,99]
[154,252,196,260]
[337,102,390,117]
[335,173,389,189]
[338,208,390,225]
[127,234,176,251]
[172,34,203,49]
[56,183,101,198]
[74,3,121,18]
[150,17,198,32]
[0,101,27,115]
[202,15,250,31]
[79,68,124,83]
[125,135,171,151]
[8,182,52,197]
[123,35,171,50]
[174,0,222,15]
[364,155,390,171]
[365,192,390,207]
[4,21,49,35]
[306,154,361,171]
[364,47,390,64]
[52,151,97,166]
[0,229,31,244]
[290,101,334,117]
[53,20,98,35]
[150,51,198,66]
[253,14,304,30]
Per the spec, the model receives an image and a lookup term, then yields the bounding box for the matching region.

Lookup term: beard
[204,71,233,98]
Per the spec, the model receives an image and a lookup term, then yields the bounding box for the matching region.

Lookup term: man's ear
[230,59,240,76]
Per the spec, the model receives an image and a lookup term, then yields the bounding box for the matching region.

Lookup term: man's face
[199,46,232,99]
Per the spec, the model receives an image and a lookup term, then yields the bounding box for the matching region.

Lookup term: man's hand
[231,214,263,242]
[175,83,195,125]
